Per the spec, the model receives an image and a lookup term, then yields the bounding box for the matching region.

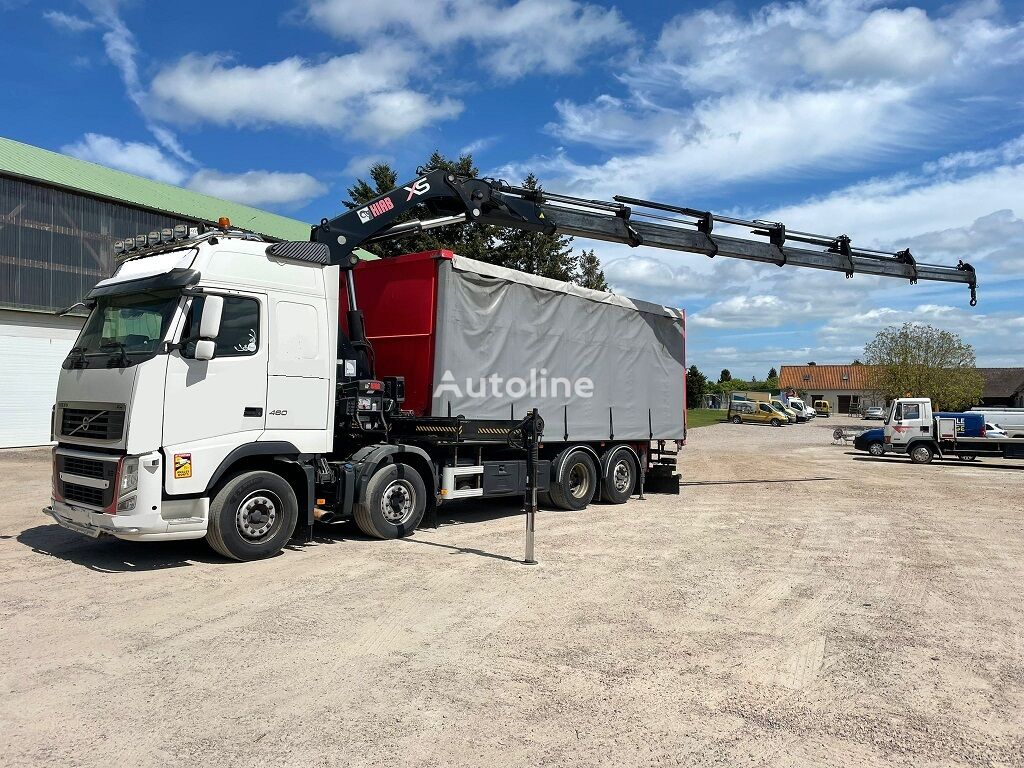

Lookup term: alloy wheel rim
[568,462,591,499]
[613,459,631,493]
[380,479,415,524]
[236,492,280,541]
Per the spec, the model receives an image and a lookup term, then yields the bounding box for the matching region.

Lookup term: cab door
[162,292,268,493]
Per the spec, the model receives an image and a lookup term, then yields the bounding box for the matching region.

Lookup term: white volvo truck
[43,170,978,560]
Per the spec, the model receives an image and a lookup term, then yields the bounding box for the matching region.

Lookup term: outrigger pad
[644,464,681,494]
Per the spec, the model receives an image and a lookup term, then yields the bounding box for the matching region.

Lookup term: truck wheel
[206,470,299,561]
[601,448,637,504]
[770,418,781,427]
[550,450,597,511]
[354,462,427,539]
[732,416,742,424]
[910,444,934,464]
[868,442,885,457]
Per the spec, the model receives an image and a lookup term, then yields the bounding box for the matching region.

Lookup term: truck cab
[883,397,932,460]
[45,226,338,557]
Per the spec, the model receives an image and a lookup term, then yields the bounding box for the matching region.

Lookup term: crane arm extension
[305,171,978,306]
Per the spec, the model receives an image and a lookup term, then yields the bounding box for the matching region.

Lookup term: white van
[783,396,815,421]
[969,409,1024,438]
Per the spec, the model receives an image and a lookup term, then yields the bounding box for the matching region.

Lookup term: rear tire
[354,462,427,539]
[732,416,742,424]
[910,444,934,464]
[550,450,597,511]
[600,448,637,504]
[207,470,299,561]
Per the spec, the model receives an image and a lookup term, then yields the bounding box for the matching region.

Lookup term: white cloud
[800,8,953,82]
[530,84,924,199]
[149,50,462,141]
[689,295,818,329]
[532,0,1024,201]
[460,136,500,156]
[42,10,94,32]
[78,0,195,165]
[62,133,188,185]
[305,0,633,79]
[760,155,1024,252]
[61,133,329,209]
[188,170,327,208]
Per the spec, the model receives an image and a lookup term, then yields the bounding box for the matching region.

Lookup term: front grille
[60,407,125,441]
[56,454,117,509]
[61,456,106,479]
[63,483,105,507]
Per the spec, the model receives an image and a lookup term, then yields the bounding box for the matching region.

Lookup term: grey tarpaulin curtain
[431,255,685,441]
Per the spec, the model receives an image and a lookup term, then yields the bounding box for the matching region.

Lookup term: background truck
[43,169,979,560]
[884,398,1024,463]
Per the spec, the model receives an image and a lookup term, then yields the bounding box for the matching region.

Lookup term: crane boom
[302,168,978,307]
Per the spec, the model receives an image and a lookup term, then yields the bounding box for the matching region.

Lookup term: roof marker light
[173,224,188,239]
[134,234,147,249]
[113,240,124,253]
[147,230,161,245]
[218,217,231,229]
[160,228,173,242]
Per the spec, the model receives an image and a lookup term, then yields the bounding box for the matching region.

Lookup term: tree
[499,173,579,280]
[767,367,778,380]
[719,369,732,383]
[686,365,707,409]
[576,248,608,290]
[851,359,863,365]
[345,157,610,288]
[863,323,984,410]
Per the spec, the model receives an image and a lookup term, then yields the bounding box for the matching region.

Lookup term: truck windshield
[67,291,180,368]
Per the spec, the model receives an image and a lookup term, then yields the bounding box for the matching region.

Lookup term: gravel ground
[1,418,1023,767]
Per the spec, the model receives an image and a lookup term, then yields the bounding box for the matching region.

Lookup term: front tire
[910,444,935,464]
[601,448,637,504]
[770,418,782,427]
[207,470,299,561]
[353,462,427,539]
[550,450,598,511]
[868,442,885,457]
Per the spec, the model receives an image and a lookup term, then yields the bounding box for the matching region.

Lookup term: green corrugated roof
[0,136,312,241]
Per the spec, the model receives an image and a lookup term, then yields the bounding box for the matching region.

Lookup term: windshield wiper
[66,345,87,369]
[99,341,130,367]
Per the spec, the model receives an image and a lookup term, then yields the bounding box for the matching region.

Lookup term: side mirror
[194,339,216,361]
[199,295,224,339]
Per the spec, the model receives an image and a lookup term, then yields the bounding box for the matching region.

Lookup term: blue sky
[3,0,1024,378]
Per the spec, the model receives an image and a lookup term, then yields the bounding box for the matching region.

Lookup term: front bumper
[44,499,208,542]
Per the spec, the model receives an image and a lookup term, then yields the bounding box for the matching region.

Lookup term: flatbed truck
[884,398,1024,463]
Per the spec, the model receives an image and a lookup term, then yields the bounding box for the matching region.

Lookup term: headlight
[120,457,139,496]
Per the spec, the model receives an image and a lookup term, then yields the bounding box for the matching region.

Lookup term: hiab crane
[44,169,978,561]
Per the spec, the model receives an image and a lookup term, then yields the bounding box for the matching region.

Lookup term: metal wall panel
[0,175,188,312]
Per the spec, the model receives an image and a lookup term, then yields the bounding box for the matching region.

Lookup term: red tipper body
[342,250,452,415]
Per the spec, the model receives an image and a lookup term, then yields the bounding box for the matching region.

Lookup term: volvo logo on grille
[67,410,106,436]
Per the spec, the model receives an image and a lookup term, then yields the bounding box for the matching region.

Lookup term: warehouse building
[0,136,312,448]
[977,368,1024,407]
[779,364,884,416]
